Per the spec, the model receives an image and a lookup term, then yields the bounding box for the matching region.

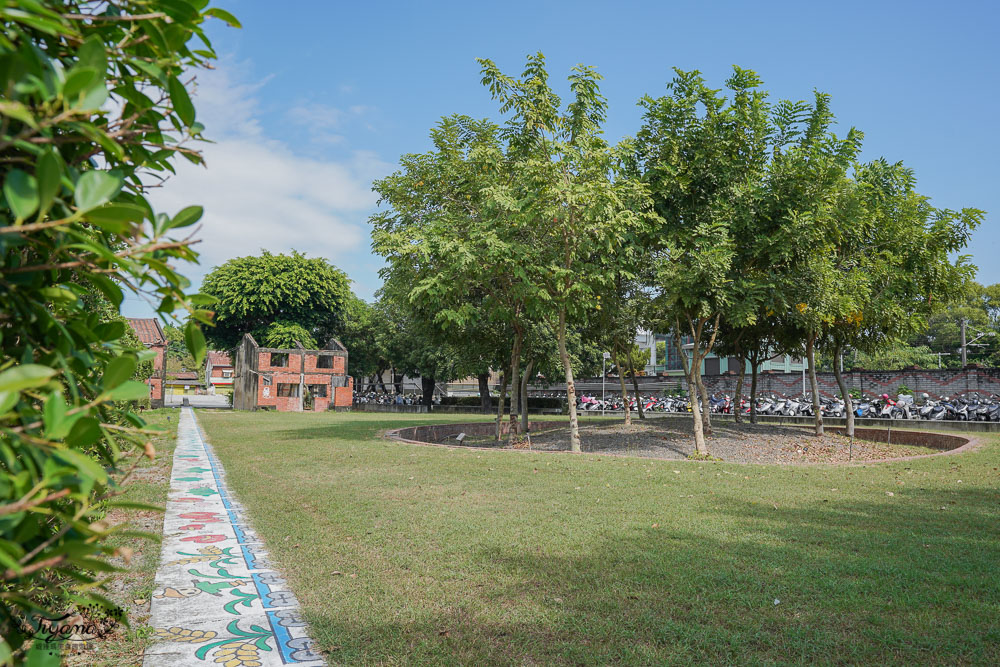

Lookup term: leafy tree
[478,53,655,451]
[757,91,864,436]
[851,344,939,371]
[0,1,234,659]
[637,67,771,453]
[337,295,384,384]
[371,114,537,439]
[260,321,318,350]
[822,160,981,435]
[913,282,1000,367]
[376,282,460,406]
[200,251,352,350]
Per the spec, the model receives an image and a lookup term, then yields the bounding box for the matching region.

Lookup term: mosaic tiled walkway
[144,407,325,666]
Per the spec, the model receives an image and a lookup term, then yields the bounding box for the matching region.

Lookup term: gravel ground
[466,419,939,464]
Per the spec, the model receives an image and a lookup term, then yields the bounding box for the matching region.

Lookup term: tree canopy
[200,250,352,350]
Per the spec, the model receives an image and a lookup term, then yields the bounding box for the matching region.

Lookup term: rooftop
[127,318,166,346]
[207,351,232,366]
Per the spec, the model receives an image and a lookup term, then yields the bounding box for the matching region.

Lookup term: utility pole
[960,318,967,367]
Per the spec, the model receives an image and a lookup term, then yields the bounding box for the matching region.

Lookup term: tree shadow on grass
[301,486,1000,665]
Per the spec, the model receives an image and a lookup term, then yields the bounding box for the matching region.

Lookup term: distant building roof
[207,351,232,367]
[127,318,166,346]
[170,371,199,381]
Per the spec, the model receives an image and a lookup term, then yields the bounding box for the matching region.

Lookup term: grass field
[197,410,1000,665]
[69,409,179,666]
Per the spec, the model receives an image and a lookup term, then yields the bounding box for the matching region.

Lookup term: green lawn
[198,410,1000,666]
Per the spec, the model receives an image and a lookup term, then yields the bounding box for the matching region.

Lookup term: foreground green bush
[0,1,237,661]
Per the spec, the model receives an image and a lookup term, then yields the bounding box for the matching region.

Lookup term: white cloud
[146,62,391,286]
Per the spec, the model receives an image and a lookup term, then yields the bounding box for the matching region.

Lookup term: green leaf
[189,292,219,306]
[0,100,39,129]
[75,81,109,110]
[94,321,126,342]
[39,286,76,305]
[84,203,146,233]
[184,320,207,365]
[0,391,18,414]
[74,171,123,212]
[205,7,242,27]
[169,205,203,229]
[43,392,67,434]
[4,169,39,220]
[106,381,150,401]
[127,58,164,83]
[102,355,137,390]
[77,34,107,73]
[0,364,56,394]
[87,273,124,308]
[66,417,102,449]
[54,447,107,485]
[63,66,99,101]
[36,149,62,215]
[168,75,196,127]
[24,640,60,667]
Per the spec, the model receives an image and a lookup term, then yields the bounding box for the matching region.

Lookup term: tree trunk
[508,330,522,442]
[697,371,712,435]
[833,343,854,438]
[495,372,507,442]
[612,346,631,426]
[627,351,645,419]
[520,359,533,436]
[478,372,492,413]
[558,307,581,453]
[750,355,759,424]
[421,375,435,408]
[676,328,708,455]
[734,351,746,424]
[807,334,823,436]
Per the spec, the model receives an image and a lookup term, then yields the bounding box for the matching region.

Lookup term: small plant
[896,384,913,395]
[687,452,723,462]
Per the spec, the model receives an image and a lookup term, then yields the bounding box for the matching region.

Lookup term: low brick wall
[388,421,537,444]
[825,427,969,451]
[384,420,974,461]
[532,367,1000,401]
[700,367,1000,401]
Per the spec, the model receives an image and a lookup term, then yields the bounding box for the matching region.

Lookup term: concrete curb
[382,420,985,467]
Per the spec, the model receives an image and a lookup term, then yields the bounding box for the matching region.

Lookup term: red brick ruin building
[232,334,353,411]
[127,318,167,408]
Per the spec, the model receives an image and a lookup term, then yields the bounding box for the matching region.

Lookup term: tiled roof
[127,318,166,346]
[170,371,199,380]
[207,351,232,367]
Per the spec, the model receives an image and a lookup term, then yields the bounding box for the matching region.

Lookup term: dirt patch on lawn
[413,419,954,464]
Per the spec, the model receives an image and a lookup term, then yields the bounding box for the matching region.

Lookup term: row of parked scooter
[577,392,1000,421]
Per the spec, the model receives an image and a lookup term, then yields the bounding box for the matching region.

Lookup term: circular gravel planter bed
[385,419,977,465]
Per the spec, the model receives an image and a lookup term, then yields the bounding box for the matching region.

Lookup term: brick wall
[698,367,1000,399]
[148,345,165,406]
[333,378,353,409]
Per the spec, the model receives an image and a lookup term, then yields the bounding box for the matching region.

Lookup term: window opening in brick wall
[277,383,300,397]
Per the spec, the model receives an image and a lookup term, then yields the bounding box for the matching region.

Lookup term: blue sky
[128,0,998,317]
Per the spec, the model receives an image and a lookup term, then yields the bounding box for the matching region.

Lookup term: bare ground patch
[461,419,938,464]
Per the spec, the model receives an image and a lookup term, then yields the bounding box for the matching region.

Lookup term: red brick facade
[127,318,166,407]
[233,335,352,412]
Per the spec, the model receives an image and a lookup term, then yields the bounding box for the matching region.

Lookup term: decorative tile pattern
[144,408,325,666]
